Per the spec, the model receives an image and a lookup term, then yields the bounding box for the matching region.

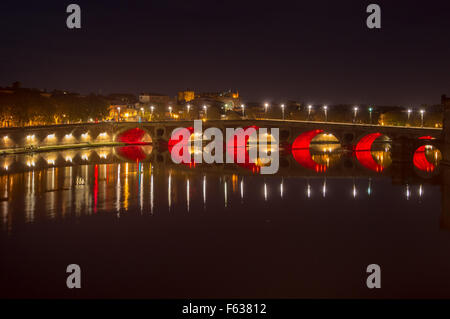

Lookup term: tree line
[0,90,109,127]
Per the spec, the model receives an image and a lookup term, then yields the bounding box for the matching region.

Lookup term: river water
[0,144,449,298]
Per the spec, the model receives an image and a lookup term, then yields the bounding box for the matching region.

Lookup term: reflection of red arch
[413,145,435,172]
[292,149,327,172]
[116,145,149,161]
[291,130,326,172]
[356,151,384,172]
[419,136,434,140]
[226,126,260,172]
[117,128,151,144]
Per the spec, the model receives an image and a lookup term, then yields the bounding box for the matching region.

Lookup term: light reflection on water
[0,144,450,298]
[0,143,445,234]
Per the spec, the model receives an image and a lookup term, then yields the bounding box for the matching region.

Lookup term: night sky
[1,0,449,105]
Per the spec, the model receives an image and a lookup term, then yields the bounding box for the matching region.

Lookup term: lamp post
[368,107,373,124]
[353,106,359,123]
[117,107,121,122]
[140,107,144,122]
[168,106,172,119]
[420,109,425,127]
[264,103,269,117]
[186,104,190,119]
[323,105,328,122]
[150,106,154,121]
[203,105,208,119]
[281,104,285,120]
[308,105,312,120]
[407,108,412,124]
[241,104,245,118]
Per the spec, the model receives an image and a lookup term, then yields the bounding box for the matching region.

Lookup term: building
[108,105,138,121]
[196,89,240,111]
[139,93,172,106]
[177,90,195,103]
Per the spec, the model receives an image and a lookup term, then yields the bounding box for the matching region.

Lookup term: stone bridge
[0,118,443,157]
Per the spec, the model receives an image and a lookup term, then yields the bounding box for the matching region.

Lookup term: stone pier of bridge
[441,100,450,229]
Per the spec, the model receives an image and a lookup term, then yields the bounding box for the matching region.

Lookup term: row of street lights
[260,103,426,126]
[118,104,427,127]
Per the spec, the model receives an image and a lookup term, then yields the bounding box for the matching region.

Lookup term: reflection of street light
[323,105,328,122]
[353,106,359,123]
[281,104,285,120]
[241,104,245,117]
[420,109,425,127]
[368,107,373,124]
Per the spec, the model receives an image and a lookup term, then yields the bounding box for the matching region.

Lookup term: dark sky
[0,0,449,106]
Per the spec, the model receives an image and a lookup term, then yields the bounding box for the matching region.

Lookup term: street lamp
[140,107,144,122]
[420,109,425,127]
[203,105,208,119]
[407,108,412,123]
[368,107,373,124]
[168,106,172,119]
[353,106,359,123]
[264,103,269,116]
[186,104,191,120]
[117,107,121,122]
[150,106,155,121]
[241,104,245,117]
[281,104,285,120]
[308,105,312,120]
[323,105,328,122]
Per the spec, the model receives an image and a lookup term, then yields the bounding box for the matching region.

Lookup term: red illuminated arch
[413,145,435,172]
[117,127,151,144]
[354,133,388,172]
[292,129,324,150]
[418,136,435,140]
[291,130,327,172]
[168,127,195,164]
[355,132,383,151]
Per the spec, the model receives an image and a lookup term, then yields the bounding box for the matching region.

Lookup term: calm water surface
[0,145,449,298]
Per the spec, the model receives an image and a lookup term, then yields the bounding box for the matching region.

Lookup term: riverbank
[0,141,127,156]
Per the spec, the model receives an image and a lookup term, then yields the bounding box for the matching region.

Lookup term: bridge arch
[291,130,341,172]
[413,144,442,173]
[354,133,392,172]
[115,127,153,144]
[167,126,195,164]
